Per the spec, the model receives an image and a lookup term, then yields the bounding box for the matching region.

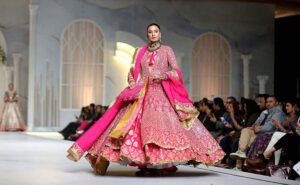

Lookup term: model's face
[8,84,14,91]
[147,25,161,43]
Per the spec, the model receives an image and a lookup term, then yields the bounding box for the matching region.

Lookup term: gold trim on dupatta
[109,81,148,139]
[67,143,84,161]
[174,102,200,130]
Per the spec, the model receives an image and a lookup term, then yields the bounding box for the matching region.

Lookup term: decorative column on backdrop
[12,53,22,91]
[241,54,252,98]
[4,67,14,84]
[256,75,269,94]
[27,4,39,131]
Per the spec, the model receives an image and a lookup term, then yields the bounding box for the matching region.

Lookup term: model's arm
[3,92,9,103]
[127,67,135,88]
[13,93,19,102]
[127,48,140,88]
[151,46,179,83]
[166,46,179,70]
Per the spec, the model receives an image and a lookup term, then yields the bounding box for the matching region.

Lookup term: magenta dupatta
[162,69,199,129]
[162,69,192,105]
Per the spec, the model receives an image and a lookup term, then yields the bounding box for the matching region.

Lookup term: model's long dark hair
[147,23,161,31]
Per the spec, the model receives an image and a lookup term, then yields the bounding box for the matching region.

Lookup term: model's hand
[149,73,166,84]
[149,76,159,84]
[129,81,136,89]
[127,67,135,88]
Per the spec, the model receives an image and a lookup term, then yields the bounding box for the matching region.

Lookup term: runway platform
[0,132,297,185]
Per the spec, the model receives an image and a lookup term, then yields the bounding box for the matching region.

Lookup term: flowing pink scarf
[161,69,198,129]
[133,45,148,81]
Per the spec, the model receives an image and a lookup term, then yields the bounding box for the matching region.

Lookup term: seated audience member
[219,101,243,168]
[209,97,227,138]
[194,100,206,122]
[200,98,220,138]
[232,99,260,169]
[256,94,269,114]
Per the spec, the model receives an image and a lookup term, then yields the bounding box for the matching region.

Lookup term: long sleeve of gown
[3,92,9,102]
[166,46,179,70]
[164,46,180,80]
[127,67,135,85]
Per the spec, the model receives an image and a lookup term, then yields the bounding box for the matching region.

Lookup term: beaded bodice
[140,45,178,81]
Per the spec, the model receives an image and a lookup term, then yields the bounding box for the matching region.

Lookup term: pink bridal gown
[67,45,224,171]
[0,91,26,131]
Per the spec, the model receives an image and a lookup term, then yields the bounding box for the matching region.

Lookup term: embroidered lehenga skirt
[85,82,224,169]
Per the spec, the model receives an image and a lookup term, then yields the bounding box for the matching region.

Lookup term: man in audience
[256,94,269,113]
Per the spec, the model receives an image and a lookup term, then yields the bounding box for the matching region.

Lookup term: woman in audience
[194,99,206,122]
[241,99,260,128]
[219,101,243,168]
[201,98,220,138]
[230,99,260,169]
[273,98,299,134]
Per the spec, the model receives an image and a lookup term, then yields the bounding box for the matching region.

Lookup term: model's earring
[159,37,162,42]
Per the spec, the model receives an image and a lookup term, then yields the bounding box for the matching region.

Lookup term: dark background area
[275,14,300,100]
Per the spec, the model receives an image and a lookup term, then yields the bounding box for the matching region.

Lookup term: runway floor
[0,132,297,185]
